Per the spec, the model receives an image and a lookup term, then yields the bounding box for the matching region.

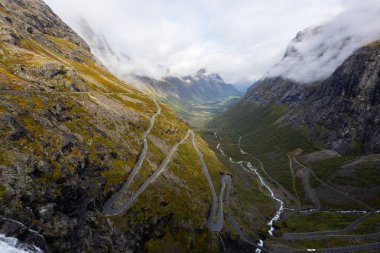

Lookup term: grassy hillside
[0,1,256,252]
[199,94,380,251]
[206,101,314,192]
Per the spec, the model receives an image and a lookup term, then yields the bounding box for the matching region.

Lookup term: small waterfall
[0,234,43,253]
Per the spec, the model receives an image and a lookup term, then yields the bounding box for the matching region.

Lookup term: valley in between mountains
[0,0,379,253]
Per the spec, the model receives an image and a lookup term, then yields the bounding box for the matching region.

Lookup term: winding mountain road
[282,156,376,241]
[215,130,380,253]
[102,103,251,241]
[103,120,265,250]
[274,242,380,253]
[104,130,191,216]
[103,99,162,216]
[102,104,258,245]
[192,131,242,234]
[192,131,225,231]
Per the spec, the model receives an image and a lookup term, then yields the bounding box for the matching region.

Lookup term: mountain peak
[194,68,224,81]
[283,26,322,58]
[196,68,207,76]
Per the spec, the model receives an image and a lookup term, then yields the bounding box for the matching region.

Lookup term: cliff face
[289,41,380,153]
[243,40,380,154]
[244,77,308,108]
[0,0,89,51]
[0,1,232,252]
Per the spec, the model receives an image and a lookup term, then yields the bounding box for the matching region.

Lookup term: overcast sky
[44,0,369,87]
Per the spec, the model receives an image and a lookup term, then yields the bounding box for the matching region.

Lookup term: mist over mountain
[1,0,380,253]
[74,19,241,117]
[134,68,241,101]
[43,0,348,87]
[267,0,380,83]
[74,18,159,86]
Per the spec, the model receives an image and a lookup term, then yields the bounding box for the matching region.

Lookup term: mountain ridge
[134,69,240,102]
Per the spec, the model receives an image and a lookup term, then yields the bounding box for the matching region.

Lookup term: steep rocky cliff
[243,40,380,154]
[286,41,380,153]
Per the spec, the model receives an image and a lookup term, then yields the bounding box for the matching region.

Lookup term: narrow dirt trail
[282,156,376,240]
[292,156,374,211]
[289,155,321,216]
[215,129,379,252]
[288,156,301,205]
[274,241,380,253]
[192,131,254,243]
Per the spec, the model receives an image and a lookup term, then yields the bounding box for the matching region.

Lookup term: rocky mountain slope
[244,39,380,154]
[213,31,380,199]
[0,1,258,252]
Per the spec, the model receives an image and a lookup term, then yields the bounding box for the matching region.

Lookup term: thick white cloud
[267,0,380,83]
[44,0,354,86]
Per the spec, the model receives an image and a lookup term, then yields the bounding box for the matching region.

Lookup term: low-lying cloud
[267,0,380,83]
[44,0,378,87]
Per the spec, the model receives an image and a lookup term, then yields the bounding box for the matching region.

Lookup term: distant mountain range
[133,68,240,102]
[75,19,241,120]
